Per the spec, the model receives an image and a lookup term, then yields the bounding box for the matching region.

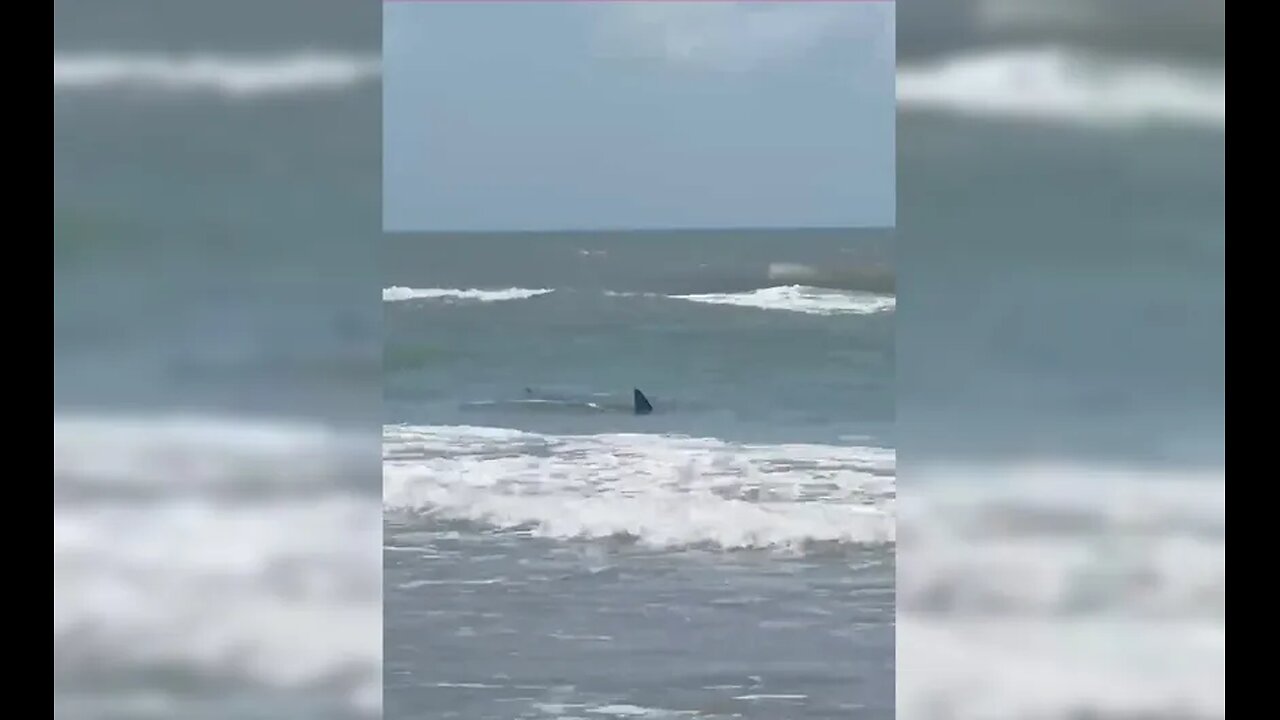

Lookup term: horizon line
[384,225,897,235]
[386,0,894,4]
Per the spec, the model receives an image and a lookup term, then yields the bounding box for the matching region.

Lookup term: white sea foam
[53,413,380,716]
[899,618,1224,720]
[53,51,380,98]
[382,286,555,303]
[898,461,1225,720]
[669,285,894,316]
[383,424,895,551]
[897,47,1225,130]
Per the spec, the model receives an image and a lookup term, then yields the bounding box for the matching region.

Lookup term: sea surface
[53,0,1224,718]
[895,35,1225,720]
[384,231,897,719]
[55,1,382,718]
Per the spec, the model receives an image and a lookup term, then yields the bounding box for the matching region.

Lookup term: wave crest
[670,285,895,316]
[382,286,555,303]
[897,47,1225,130]
[53,52,380,98]
[384,424,896,552]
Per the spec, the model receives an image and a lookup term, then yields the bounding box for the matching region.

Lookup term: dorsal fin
[633,388,653,415]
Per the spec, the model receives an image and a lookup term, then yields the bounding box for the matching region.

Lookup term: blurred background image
[54,1,1223,719]
[895,1,1224,719]
[54,1,382,717]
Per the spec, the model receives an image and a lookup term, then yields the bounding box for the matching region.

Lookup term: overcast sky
[384,1,896,231]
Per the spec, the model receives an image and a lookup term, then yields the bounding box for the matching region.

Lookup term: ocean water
[54,1,382,717]
[895,33,1225,720]
[53,1,1224,718]
[384,231,897,719]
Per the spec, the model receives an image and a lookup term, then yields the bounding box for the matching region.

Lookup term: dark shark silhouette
[633,388,653,415]
[504,386,654,415]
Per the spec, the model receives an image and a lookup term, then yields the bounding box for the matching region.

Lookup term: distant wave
[383,285,890,315]
[897,47,1225,130]
[670,285,895,316]
[384,424,895,552]
[53,52,380,98]
[382,286,554,303]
